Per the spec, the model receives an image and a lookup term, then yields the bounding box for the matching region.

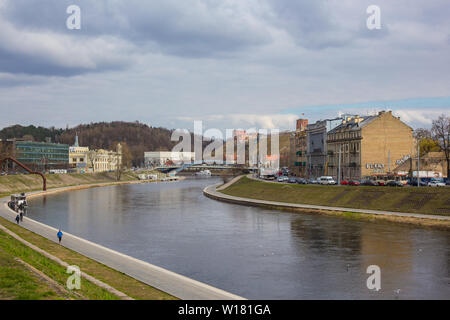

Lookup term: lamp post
[417,139,420,187]
[256,132,260,177]
[388,150,391,173]
[338,145,342,185]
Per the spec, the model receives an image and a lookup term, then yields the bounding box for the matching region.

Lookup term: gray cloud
[0,0,274,78]
[0,0,449,130]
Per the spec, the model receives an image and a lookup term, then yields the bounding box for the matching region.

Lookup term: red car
[340,180,349,185]
[348,180,360,186]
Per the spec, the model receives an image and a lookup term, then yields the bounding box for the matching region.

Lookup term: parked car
[428,178,446,187]
[296,178,307,184]
[277,176,289,183]
[307,178,319,184]
[375,179,386,186]
[361,180,377,186]
[407,179,428,187]
[288,177,298,183]
[318,176,337,185]
[386,180,403,187]
[340,180,349,185]
[428,181,446,187]
[348,180,360,186]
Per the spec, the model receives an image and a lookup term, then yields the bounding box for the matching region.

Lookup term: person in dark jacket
[57,230,63,244]
[15,214,20,224]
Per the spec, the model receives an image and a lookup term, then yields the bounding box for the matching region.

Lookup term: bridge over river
[154,164,256,174]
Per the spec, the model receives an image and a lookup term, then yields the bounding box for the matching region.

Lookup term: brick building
[326,111,415,181]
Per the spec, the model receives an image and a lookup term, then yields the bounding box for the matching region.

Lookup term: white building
[69,135,89,173]
[144,151,195,167]
[69,135,122,173]
[91,148,121,172]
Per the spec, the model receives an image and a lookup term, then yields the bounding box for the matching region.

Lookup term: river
[27,177,450,299]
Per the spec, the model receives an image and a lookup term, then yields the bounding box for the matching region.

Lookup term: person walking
[57,229,63,245]
[15,214,20,224]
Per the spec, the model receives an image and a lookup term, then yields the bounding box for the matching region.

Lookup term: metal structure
[0,157,47,191]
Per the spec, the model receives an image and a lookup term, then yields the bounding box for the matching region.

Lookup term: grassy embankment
[0,217,177,300]
[0,171,141,199]
[220,177,450,228]
[0,172,177,300]
[0,226,118,300]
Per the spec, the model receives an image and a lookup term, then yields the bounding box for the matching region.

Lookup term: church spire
[74,133,79,147]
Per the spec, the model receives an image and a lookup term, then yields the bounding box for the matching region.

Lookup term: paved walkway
[204,178,450,221]
[0,190,245,300]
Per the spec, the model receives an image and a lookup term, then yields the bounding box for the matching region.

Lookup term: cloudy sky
[0,0,449,132]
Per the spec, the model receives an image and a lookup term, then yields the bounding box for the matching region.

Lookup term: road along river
[26,177,450,299]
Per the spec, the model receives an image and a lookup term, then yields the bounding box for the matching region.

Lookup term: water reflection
[28,178,450,299]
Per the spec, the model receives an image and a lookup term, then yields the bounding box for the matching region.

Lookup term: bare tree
[115,142,132,181]
[413,128,432,140]
[87,150,97,173]
[0,141,13,159]
[414,128,440,156]
[431,114,450,178]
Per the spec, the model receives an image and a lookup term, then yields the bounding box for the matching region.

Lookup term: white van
[318,176,336,185]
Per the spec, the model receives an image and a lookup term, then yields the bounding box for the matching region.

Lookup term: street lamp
[417,138,420,187]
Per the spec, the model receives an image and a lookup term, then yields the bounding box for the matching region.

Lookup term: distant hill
[0,125,64,142]
[0,122,177,166]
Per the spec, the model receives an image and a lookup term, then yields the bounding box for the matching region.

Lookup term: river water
[27,177,450,299]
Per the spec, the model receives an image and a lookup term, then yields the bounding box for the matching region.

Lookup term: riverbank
[0,215,176,300]
[0,220,134,300]
[0,172,142,199]
[0,180,244,300]
[0,173,166,299]
[206,176,450,230]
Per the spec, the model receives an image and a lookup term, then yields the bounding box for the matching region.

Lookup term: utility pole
[388,150,391,173]
[309,153,312,179]
[256,132,260,177]
[338,145,341,184]
[417,139,420,187]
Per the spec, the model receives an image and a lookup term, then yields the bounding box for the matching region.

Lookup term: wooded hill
[0,122,284,167]
[0,122,177,166]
